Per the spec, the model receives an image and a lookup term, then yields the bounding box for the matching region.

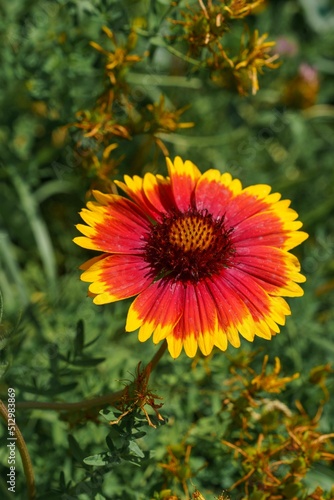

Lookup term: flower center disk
[144,209,234,283]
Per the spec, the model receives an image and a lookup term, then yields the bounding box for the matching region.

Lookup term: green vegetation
[1,1,334,498]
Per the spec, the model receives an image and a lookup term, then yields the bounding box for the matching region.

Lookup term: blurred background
[0,0,334,498]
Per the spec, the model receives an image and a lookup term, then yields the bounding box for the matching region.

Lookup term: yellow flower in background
[74,157,308,359]
[90,26,141,85]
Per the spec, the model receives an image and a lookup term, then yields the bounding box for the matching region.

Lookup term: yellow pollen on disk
[169,216,215,252]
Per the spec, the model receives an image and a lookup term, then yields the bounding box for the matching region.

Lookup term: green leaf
[0,288,3,324]
[99,408,117,422]
[83,453,111,467]
[106,433,122,451]
[51,382,78,394]
[59,471,66,489]
[57,353,105,367]
[74,319,84,356]
[84,334,103,349]
[132,431,147,440]
[68,435,86,463]
[70,357,106,367]
[128,440,145,458]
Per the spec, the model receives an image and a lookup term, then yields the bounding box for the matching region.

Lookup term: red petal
[234,246,305,295]
[232,211,287,248]
[222,268,287,338]
[166,157,201,211]
[173,282,217,339]
[81,254,152,304]
[207,275,254,346]
[126,279,184,342]
[195,170,235,219]
[143,173,175,219]
[90,197,150,254]
[171,281,217,356]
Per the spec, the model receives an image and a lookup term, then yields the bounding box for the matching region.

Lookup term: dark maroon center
[143,209,234,283]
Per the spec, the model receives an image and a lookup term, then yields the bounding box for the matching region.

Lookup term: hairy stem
[0,400,36,499]
[16,340,168,413]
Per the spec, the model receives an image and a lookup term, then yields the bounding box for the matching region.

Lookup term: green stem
[151,38,201,66]
[135,31,200,66]
[16,340,168,413]
[126,72,202,89]
[0,400,36,499]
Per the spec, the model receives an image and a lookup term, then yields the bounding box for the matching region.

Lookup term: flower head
[74,157,308,359]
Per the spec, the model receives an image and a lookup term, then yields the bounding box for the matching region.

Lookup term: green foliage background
[0,0,334,498]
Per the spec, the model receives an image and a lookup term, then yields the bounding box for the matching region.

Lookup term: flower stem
[0,400,36,499]
[16,340,168,413]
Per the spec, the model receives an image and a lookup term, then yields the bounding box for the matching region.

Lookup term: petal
[170,282,218,357]
[79,254,105,271]
[166,335,183,359]
[234,246,306,296]
[243,184,274,199]
[213,184,309,260]
[223,186,308,246]
[73,235,101,251]
[284,231,309,252]
[207,276,256,347]
[115,175,162,220]
[231,210,307,252]
[74,194,151,254]
[196,174,308,254]
[214,330,228,352]
[92,190,118,206]
[126,280,184,345]
[114,175,149,211]
[142,173,175,218]
[80,254,152,304]
[116,172,177,220]
[195,169,242,219]
[166,156,201,211]
[224,190,274,228]
[183,334,198,358]
[222,268,291,340]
